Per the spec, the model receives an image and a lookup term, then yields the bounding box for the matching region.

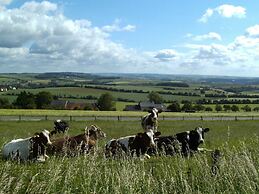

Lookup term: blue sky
[1,0,259,76]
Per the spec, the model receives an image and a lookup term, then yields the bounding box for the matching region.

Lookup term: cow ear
[34,133,40,138]
[137,133,143,137]
[84,127,89,133]
[92,125,98,131]
[148,110,152,113]
[155,131,161,136]
[204,128,210,132]
[158,110,162,113]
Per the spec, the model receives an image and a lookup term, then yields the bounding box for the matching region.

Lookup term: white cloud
[21,1,57,14]
[194,44,231,65]
[102,19,136,32]
[199,4,246,23]
[0,0,12,6]
[0,1,141,73]
[1,1,259,76]
[246,25,259,37]
[216,4,246,18]
[154,49,179,61]
[233,35,259,48]
[188,32,222,41]
[169,23,259,76]
[199,8,214,23]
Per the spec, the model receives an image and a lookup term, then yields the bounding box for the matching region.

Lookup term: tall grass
[1,120,259,193]
[1,140,259,193]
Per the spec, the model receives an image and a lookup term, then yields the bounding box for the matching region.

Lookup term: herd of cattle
[1,108,214,162]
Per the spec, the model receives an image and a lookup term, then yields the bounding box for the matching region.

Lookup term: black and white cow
[2,129,52,162]
[50,120,69,136]
[154,127,210,157]
[105,130,161,158]
[141,108,160,132]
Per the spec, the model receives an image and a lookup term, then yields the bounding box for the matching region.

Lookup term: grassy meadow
[2,109,259,119]
[1,119,259,193]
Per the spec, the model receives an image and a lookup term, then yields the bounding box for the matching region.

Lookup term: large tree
[167,102,181,112]
[231,105,239,112]
[14,91,36,109]
[181,101,193,112]
[35,91,53,109]
[215,104,222,112]
[241,105,251,112]
[147,91,163,104]
[0,97,11,108]
[223,105,231,112]
[97,93,115,111]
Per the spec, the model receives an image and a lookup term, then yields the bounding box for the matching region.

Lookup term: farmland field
[1,73,259,193]
[2,73,259,112]
[1,119,259,193]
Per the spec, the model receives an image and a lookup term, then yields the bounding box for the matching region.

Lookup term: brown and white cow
[105,130,161,158]
[141,108,160,132]
[2,129,52,162]
[47,125,106,156]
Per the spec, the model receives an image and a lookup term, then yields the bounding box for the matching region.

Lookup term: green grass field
[2,108,259,117]
[1,86,207,104]
[1,119,259,193]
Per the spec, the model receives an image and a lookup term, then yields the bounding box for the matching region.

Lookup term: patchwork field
[2,73,259,112]
[1,119,259,193]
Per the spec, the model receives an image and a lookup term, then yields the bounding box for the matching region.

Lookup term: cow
[152,127,210,157]
[50,119,69,136]
[2,129,52,162]
[105,130,161,158]
[141,108,160,132]
[47,125,106,156]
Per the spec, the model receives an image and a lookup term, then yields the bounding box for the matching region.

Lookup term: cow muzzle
[150,142,156,148]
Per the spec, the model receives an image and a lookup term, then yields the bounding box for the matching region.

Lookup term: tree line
[205,93,259,98]
[0,91,118,111]
[167,102,256,112]
[1,90,259,112]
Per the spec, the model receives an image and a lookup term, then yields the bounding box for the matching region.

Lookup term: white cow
[2,129,52,162]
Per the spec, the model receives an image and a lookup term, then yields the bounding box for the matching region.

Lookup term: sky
[1,0,259,76]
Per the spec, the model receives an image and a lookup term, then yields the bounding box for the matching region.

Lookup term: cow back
[2,138,31,161]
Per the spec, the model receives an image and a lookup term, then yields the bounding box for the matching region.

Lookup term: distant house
[124,105,139,111]
[66,102,87,110]
[51,100,68,109]
[0,88,7,92]
[0,85,16,92]
[124,101,167,112]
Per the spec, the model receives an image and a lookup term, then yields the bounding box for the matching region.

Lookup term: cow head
[190,127,210,144]
[148,108,159,121]
[54,120,69,133]
[136,130,161,148]
[85,125,106,139]
[34,129,52,146]
[182,127,210,152]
